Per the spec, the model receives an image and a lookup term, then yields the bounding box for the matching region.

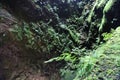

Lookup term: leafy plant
[102,29,114,41]
[45,47,100,80]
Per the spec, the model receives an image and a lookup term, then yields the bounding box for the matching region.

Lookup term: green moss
[87,0,98,22]
[91,27,120,80]
[97,0,107,8]
[99,14,106,32]
[103,0,116,13]
[99,0,117,33]
[68,27,120,80]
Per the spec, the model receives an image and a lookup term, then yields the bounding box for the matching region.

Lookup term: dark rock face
[102,0,120,32]
[1,0,59,22]
[1,0,93,22]
[1,0,44,21]
[110,0,120,28]
[0,59,5,80]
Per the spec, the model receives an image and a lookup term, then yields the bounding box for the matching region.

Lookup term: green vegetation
[1,0,120,80]
[11,16,120,80]
[11,21,81,55]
